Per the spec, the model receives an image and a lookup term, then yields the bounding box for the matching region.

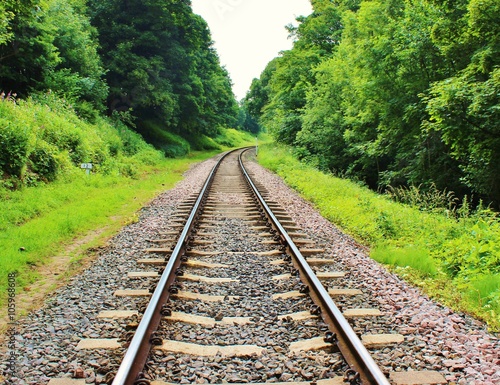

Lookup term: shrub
[0,118,30,178]
[28,142,59,181]
[214,127,255,148]
[440,218,500,278]
[190,134,221,151]
[1,95,165,188]
[114,123,147,156]
[132,148,164,166]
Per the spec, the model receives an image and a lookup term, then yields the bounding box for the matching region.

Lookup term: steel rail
[111,150,234,385]
[238,149,390,385]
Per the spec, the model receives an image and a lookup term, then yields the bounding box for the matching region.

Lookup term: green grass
[215,128,256,148]
[371,246,438,277]
[258,143,500,331]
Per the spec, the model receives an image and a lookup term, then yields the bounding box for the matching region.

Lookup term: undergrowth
[258,144,500,331]
[0,94,161,188]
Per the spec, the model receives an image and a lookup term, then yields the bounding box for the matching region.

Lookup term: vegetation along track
[6,148,479,385]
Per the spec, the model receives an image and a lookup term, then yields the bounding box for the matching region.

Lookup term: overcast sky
[191,0,313,101]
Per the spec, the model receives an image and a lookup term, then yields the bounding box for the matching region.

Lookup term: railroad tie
[164,311,253,326]
[114,289,150,297]
[150,381,345,385]
[183,259,231,268]
[389,371,447,385]
[328,288,363,296]
[361,334,405,348]
[47,380,86,385]
[76,338,121,350]
[176,273,238,283]
[278,311,319,322]
[272,291,307,300]
[172,290,240,302]
[271,271,345,280]
[299,248,326,256]
[128,271,159,278]
[97,310,138,319]
[343,308,383,318]
[137,258,165,265]
[155,340,266,357]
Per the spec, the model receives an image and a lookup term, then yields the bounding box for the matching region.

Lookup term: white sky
[191,0,313,101]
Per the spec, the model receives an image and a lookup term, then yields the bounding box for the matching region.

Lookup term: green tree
[0,0,59,95]
[0,0,107,115]
[296,0,466,192]
[256,0,500,204]
[262,49,321,144]
[43,0,108,114]
[87,0,238,144]
[242,58,279,131]
[0,1,15,45]
[260,0,344,144]
[295,57,352,173]
[88,0,181,125]
[425,0,500,203]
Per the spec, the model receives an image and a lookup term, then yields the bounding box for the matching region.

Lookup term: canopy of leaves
[248,0,500,206]
[0,0,108,115]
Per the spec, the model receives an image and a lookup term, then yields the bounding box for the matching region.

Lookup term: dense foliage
[0,95,162,188]
[0,0,108,117]
[86,0,240,143]
[1,0,249,177]
[246,0,500,206]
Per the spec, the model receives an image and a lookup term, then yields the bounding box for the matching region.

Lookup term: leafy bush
[132,148,164,166]
[113,121,149,156]
[214,128,255,148]
[0,118,29,178]
[190,135,221,151]
[0,95,164,188]
[136,120,190,158]
[440,217,500,278]
[28,142,59,182]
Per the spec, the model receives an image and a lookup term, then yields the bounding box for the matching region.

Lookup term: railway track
[45,148,451,385]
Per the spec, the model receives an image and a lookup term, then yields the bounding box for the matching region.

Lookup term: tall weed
[386,184,458,215]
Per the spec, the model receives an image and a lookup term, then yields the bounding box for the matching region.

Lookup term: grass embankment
[258,144,500,331]
[0,95,258,315]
